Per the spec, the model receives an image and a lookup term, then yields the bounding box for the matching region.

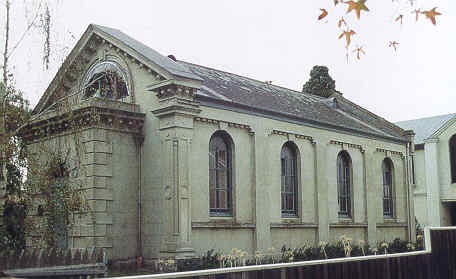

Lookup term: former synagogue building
[23,24,416,261]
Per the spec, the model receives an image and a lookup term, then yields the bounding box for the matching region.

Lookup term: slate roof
[396,113,456,144]
[180,61,407,142]
[93,25,202,81]
[34,24,408,143]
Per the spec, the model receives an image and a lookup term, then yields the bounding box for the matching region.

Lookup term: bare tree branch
[6,1,44,60]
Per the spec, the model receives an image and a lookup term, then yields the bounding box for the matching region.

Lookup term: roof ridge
[178,60,326,101]
[396,112,456,124]
[333,94,406,135]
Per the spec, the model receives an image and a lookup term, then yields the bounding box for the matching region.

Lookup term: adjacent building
[397,114,456,227]
[23,24,416,261]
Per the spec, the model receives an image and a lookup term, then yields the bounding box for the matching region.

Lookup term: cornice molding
[375,147,404,158]
[19,98,145,143]
[194,117,252,133]
[329,140,364,153]
[271,129,315,144]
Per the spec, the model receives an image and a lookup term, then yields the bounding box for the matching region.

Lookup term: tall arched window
[281,142,299,216]
[382,158,394,218]
[209,131,233,216]
[450,135,456,183]
[337,151,352,218]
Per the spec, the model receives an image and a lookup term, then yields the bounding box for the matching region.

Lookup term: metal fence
[0,247,107,278]
[109,227,456,279]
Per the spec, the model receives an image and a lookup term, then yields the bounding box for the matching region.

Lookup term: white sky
[3,0,454,122]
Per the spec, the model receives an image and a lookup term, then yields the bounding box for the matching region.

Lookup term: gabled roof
[33,24,201,114]
[396,113,456,144]
[181,61,407,142]
[33,24,408,143]
[93,25,201,81]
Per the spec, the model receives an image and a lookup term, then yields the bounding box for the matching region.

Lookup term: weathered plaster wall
[186,105,411,255]
[31,37,414,260]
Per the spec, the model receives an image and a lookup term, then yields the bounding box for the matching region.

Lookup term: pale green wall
[187,105,410,255]
[31,39,414,260]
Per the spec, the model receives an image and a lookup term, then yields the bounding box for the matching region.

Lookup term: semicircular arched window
[209,131,233,216]
[281,141,299,217]
[382,158,394,218]
[84,61,129,101]
[337,151,352,218]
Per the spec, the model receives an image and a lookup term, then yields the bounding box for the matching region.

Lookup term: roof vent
[168,54,177,61]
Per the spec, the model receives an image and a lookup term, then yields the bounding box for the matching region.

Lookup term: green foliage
[384,238,409,254]
[2,196,26,251]
[200,249,220,269]
[302,65,336,98]
[195,236,424,271]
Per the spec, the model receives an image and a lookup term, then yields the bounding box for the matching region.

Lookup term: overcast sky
[3,0,454,122]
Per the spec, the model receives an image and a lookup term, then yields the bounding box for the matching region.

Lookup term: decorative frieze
[156,84,197,99]
[375,148,404,158]
[194,117,252,133]
[19,99,145,143]
[271,129,315,144]
[329,140,364,152]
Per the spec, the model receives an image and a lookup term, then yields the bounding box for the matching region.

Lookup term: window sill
[192,221,255,229]
[209,212,233,218]
[337,217,354,223]
[330,222,367,228]
[281,214,299,220]
[376,221,407,228]
[271,222,318,229]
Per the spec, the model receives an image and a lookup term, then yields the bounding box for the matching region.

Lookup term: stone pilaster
[364,148,378,246]
[315,141,329,242]
[404,130,416,242]
[424,138,441,226]
[251,126,272,252]
[78,128,114,255]
[152,81,201,258]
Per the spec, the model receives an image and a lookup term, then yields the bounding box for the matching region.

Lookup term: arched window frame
[450,135,456,183]
[382,158,395,218]
[281,141,300,217]
[209,131,233,216]
[337,151,352,218]
[82,61,130,102]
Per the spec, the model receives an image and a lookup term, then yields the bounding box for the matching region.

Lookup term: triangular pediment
[34,24,202,114]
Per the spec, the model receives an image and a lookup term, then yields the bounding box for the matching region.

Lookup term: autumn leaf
[412,9,421,21]
[339,29,356,47]
[395,14,403,25]
[318,8,328,20]
[389,41,399,51]
[353,47,366,60]
[338,17,347,28]
[422,7,441,25]
[345,0,369,19]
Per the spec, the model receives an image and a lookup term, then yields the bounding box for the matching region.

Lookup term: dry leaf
[353,47,366,60]
[422,7,441,25]
[345,0,369,19]
[338,17,347,28]
[318,8,328,20]
[339,29,356,47]
[389,41,399,51]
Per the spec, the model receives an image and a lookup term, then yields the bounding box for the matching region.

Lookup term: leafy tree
[0,83,30,252]
[302,65,336,98]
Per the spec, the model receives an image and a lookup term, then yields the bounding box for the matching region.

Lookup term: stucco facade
[23,24,416,261]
